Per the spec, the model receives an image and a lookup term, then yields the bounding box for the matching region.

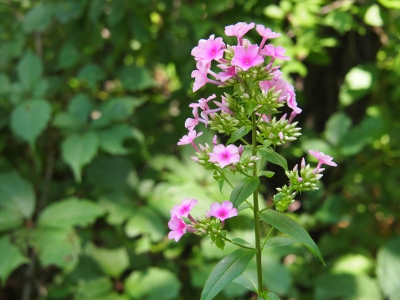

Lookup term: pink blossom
[170,198,198,217]
[208,201,238,221]
[260,44,290,60]
[191,35,226,63]
[308,150,337,173]
[256,25,281,50]
[225,22,255,45]
[231,45,264,71]
[209,144,240,168]
[177,130,203,146]
[285,83,302,114]
[217,65,237,82]
[168,215,187,242]
[191,61,210,92]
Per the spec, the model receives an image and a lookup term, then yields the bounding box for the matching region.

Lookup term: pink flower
[285,83,302,114]
[217,65,236,82]
[177,130,203,146]
[231,45,264,71]
[168,216,187,242]
[191,35,226,63]
[308,150,337,173]
[170,198,198,217]
[209,144,240,168]
[191,61,210,92]
[256,25,281,50]
[260,44,290,60]
[225,22,255,45]
[208,201,238,221]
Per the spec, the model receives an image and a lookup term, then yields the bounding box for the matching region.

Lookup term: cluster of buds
[274,150,338,211]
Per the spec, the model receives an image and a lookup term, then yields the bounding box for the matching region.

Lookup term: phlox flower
[208,201,238,221]
[225,22,255,45]
[191,35,226,63]
[191,61,211,92]
[170,198,198,218]
[308,150,337,173]
[217,64,236,82]
[177,130,203,151]
[256,25,281,50]
[231,45,264,71]
[168,215,187,242]
[261,44,290,60]
[209,144,240,168]
[285,83,302,114]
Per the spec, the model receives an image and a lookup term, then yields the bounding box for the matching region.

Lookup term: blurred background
[0,0,399,299]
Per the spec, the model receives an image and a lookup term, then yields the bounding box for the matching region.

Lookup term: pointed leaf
[200,248,255,300]
[33,227,80,271]
[11,99,52,147]
[259,148,288,171]
[233,270,258,293]
[230,177,260,208]
[38,197,104,228]
[0,236,29,284]
[227,126,251,144]
[98,124,132,155]
[260,210,324,264]
[85,243,129,278]
[16,51,43,91]
[267,292,282,300]
[263,236,298,249]
[61,131,99,182]
[0,209,23,232]
[0,172,35,219]
[259,171,275,178]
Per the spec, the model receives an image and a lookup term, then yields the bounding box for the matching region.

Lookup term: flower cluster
[274,150,337,211]
[170,21,337,243]
[168,199,238,243]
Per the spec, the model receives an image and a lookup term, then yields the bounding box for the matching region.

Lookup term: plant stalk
[252,112,263,294]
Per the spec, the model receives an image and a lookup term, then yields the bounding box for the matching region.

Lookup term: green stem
[220,235,256,250]
[252,112,263,294]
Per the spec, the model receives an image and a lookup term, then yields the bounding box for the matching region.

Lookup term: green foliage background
[0,0,399,299]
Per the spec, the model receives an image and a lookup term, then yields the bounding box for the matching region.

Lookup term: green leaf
[38,197,104,228]
[324,112,352,146]
[68,93,94,123]
[77,64,106,88]
[233,270,258,293]
[259,148,288,171]
[52,112,83,131]
[75,277,113,299]
[0,172,35,219]
[0,73,10,95]
[259,171,275,178]
[364,4,384,27]
[124,268,181,300]
[33,227,80,271]
[0,209,23,232]
[0,236,29,284]
[118,66,154,92]
[125,207,166,242]
[200,248,255,300]
[227,126,251,144]
[10,99,52,147]
[85,243,129,278]
[23,4,53,33]
[260,210,324,264]
[16,51,43,91]
[61,131,99,182]
[376,237,400,299]
[267,292,282,300]
[230,177,260,208]
[98,124,133,155]
[52,1,84,24]
[231,238,250,246]
[263,236,298,249]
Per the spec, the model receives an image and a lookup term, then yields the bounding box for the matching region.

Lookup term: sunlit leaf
[0,236,29,284]
[0,172,35,220]
[38,197,104,228]
[10,99,51,147]
[85,243,129,278]
[200,249,255,300]
[61,131,99,182]
[260,210,324,264]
